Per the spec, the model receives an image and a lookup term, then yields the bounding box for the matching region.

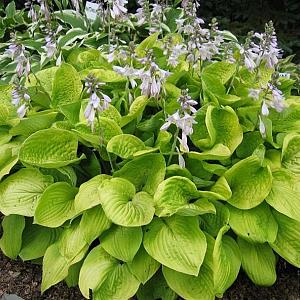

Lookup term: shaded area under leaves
[0,251,299,300]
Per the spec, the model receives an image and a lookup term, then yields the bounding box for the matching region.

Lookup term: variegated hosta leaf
[227,202,278,243]
[127,246,160,285]
[113,153,166,196]
[19,128,84,168]
[100,225,143,262]
[153,176,200,217]
[74,174,111,213]
[0,215,25,259]
[143,215,207,276]
[266,168,300,221]
[34,182,78,228]
[270,210,300,267]
[238,238,277,286]
[213,226,241,297]
[98,178,155,227]
[0,168,53,216]
[222,156,273,209]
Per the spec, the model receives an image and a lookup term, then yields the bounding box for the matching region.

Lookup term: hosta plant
[0,1,300,300]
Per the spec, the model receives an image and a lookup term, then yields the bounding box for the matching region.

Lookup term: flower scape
[0,1,300,299]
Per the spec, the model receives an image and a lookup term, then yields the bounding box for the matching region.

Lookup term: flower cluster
[241,21,282,71]
[11,85,31,118]
[84,74,112,130]
[161,90,198,168]
[42,26,63,65]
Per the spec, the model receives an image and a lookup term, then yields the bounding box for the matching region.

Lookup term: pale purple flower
[248,88,261,100]
[259,116,266,138]
[11,84,31,118]
[261,101,269,116]
[110,0,128,19]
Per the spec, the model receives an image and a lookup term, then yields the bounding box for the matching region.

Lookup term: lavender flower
[259,115,266,138]
[11,84,31,118]
[248,88,261,100]
[84,74,111,129]
[25,1,38,22]
[109,0,128,19]
[42,26,63,61]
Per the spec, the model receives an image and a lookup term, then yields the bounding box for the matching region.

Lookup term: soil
[0,251,299,300]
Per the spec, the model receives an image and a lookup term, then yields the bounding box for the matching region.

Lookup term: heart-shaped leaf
[143,215,207,276]
[99,178,155,227]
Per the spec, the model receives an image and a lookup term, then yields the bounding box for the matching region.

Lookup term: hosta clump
[0,1,300,300]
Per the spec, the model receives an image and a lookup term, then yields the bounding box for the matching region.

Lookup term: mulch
[0,251,299,300]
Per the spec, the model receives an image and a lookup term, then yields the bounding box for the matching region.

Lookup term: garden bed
[0,251,299,300]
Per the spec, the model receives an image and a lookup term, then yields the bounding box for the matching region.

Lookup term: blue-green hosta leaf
[202,61,236,85]
[153,176,200,217]
[57,28,89,48]
[201,200,230,237]
[19,224,59,261]
[107,134,156,159]
[213,226,241,297]
[222,156,273,209]
[74,175,111,213]
[93,261,140,300]
[127,246,160,284]
[9,111,58,137]
[79,245,117,298]
[120,96,149,127]
[101,225,142,262]
[270,210,300,267]
[266,168,300,221]
[281,133,300,176]
[136,271,177,300]
[79,206,111,245]
[34,182,78,228]
[162,233,215,300]
[0,168,53,216]
[227,202,278,243]
[0,215,25,259]
[19,128,84,168]
[99,178,155,227]
[237,238,276,286]
[113,153,166,195]
[51,63,82,107]
[143,215,207,276]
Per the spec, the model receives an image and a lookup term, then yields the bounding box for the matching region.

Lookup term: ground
[0,252,299,300]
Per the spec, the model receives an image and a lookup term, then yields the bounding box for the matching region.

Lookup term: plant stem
[167,128,179,166]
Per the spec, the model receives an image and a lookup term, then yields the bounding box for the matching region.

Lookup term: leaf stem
[167,127,179,166]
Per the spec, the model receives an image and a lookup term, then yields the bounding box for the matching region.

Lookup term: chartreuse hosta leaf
[98,178,155,227]
[19,224,59,261]
[266,168,300,221]
[100,225,143,262]
[153,176,200,217]
[270,210,300,267]
[79,206,112,245]
[120,96,149,127]
[213,226,241,297]
[175,199,216,217]
[65,261,83,288]
[113,153,166,195]
[74,174,111,213]
[190,105,243,160]
[0,215,25,259]
[74,117,122,146]
[227,202,278,243]
[42,221,89,292]
[136,271,177,300]
[221,156,273,209]
[202,61,236,85]
[162,233,215,300]
[0,168,53,216]
[107,134,157,159]
[127,245,160,284]
[80,68,126,83]
[201,201,230,237]
[143,215,207,276]
[19,128,84,168]
[281,133,300,176]
[237,238,277,286]
[79,245,140,300]
[0,143,19,181]
[34,182,78,228]
[51,63,83,108]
